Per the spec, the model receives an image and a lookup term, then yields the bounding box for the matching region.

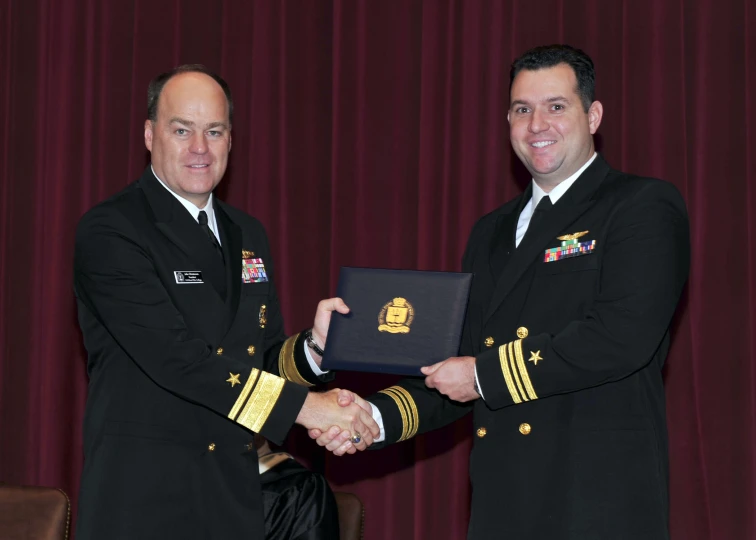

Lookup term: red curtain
[1,1,754,538]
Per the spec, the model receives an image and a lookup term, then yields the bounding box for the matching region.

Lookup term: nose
[528,109,549,134]
[189,132,209,154]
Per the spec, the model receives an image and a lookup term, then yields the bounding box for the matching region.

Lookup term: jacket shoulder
[601,169,685,203]
[216,200,267,235]
[76,181,146,233]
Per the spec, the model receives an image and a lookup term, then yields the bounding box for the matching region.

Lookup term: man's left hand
[310,298,349,365]
[421,356,479,402]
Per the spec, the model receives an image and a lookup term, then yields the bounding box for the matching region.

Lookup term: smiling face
[144,72,232,208]
[508,63,602,190]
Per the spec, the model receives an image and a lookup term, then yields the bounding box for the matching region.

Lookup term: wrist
[296,392,319,428]
[304,329,325,356]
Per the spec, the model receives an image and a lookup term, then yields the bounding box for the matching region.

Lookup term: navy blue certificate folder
[321,267,473,376]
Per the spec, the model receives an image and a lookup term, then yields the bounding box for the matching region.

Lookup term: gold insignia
[237,372,285,433]
[556,230,589,241]
[278,334,314,387]
[498,339,538,403]
[227,373,241,387]
[529,351,543,365]
[242,249,255,259]
[378,298,414,334]
[378,386,419,442]
[259,305,267,328]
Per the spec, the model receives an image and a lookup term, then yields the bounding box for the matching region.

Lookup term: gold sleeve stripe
[498,343,522,404]
[378,385,419,441]
[379,388,409,441]
[383,387,417,441]
[278,333,313,387]
[514,340,538,400]
[228,368,261,420]
[389,386,419,439]
[237,372,286,433]
[508,341,529,402]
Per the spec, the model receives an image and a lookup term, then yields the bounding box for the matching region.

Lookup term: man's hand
[296,389,378,455]
[421,356,480,402]
[309,298,349,366]
[307,390,373,456]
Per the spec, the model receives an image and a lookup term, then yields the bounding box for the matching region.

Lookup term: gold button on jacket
[516,327,529,339]
[216,347,223,355]
[518,423,531,435]
[247,345,256,356]
[208,443,216,451]
[484,337,494,348]
[476,427,487,438]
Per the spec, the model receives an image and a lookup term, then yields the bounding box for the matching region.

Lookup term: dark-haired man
[315,44,689,539]
[74,65,378,539]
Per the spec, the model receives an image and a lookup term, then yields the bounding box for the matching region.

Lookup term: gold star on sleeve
[528,351,543,365]
[227,373,241,387]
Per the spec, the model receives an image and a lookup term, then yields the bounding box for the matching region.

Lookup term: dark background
[1,1,754,538]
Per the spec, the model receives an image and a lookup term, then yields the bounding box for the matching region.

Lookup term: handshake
[292,297,480,456]
[296,388,377,456]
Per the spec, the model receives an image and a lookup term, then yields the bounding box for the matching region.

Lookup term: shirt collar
[530,152,597,209]
[151,165,215,222]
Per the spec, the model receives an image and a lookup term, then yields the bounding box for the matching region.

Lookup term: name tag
[174,271,204,284]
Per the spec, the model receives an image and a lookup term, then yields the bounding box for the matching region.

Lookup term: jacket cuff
[227,369,308,445]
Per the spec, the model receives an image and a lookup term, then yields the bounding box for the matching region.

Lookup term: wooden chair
[0,484,71,540]
[334,491,364,540]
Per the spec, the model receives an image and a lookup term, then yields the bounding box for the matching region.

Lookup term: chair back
[0,484,70,540]
[334,491,364,540]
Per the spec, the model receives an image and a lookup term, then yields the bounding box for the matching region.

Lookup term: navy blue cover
[321,267,473,376]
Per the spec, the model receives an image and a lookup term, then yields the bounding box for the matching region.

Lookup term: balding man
[74,65,377,539]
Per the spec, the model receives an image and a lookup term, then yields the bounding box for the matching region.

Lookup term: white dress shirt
[152,166,221,243]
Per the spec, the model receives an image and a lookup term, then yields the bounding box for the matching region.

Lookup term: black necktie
[198,211,224,263]
[521,195,552,245]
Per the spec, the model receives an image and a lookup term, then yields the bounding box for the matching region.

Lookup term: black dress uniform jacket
[371,155,690,539]
[74,167,327,539]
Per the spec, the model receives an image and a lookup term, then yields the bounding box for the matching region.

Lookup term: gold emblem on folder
[378,298,414,334]
[556,230,589,241]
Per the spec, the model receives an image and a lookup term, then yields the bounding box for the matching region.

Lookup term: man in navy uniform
[314,45,690,539]
[74,65,378,539]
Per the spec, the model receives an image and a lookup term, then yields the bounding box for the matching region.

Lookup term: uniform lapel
[484,155,611,322]
[215,202,242,336]
[488,186,530,279]
[138,168,228,300]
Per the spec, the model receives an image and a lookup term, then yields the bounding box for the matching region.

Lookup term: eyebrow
[510,96,570,108]
[168,118,229,129]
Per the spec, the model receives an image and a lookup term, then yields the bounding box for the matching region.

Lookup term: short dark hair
[510,45,595,112]
[147,64,234,124]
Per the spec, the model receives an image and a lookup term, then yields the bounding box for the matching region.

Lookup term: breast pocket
[536,252,599,276]
[242,281,270,296]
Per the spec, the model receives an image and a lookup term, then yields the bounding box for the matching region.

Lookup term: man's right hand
[296,389,378,455]
[307,389,372,455]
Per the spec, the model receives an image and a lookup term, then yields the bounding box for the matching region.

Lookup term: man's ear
[588,101,603,135]
[144,120,154,152]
